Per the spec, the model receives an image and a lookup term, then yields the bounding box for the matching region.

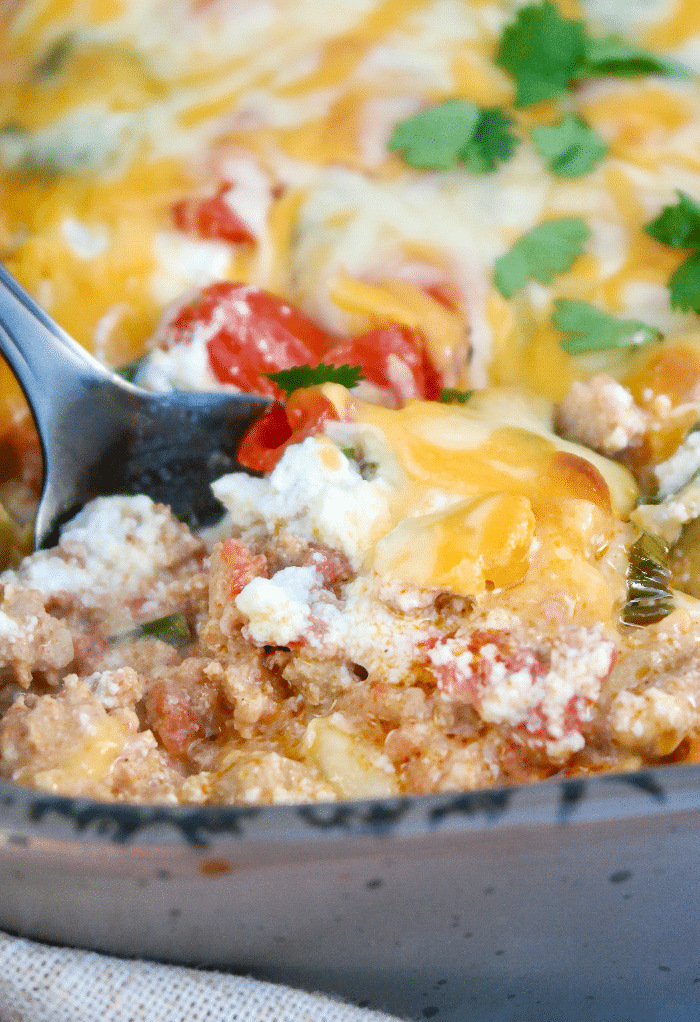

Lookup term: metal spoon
[0,263,269,549]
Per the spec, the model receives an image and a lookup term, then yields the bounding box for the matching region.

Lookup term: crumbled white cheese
[84,667,144,711]
[135,331,224,392]
[310,573,438,684]
[236,565,320,645]
[2,496,192,623]
[429,623,615,760]
[234,564,438,685]
[609,685,698,755]
[0,612,21,639]
[632,476,700,544]
[213,435,392,568]
[655,429,700,499]
[556,375,647,456]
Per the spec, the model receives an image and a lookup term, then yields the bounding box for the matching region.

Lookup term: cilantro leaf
[388,99,482,170]
[388,100,517,173]
[115,353,147,383]
[458,108,518,173]
[645,191,700,250]
[494,218,589,299]
[668,253,700,313]
[553,299,663,354]
[580,35,688,80]
[531,117,607,177]
[267,362,364,396]
[440,388,473,404]
[496,3,687,109]
[496,2,586,107]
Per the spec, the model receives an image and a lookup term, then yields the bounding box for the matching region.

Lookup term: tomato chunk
[220,538,268,596]
[237,388,339,473]
[325,323,441,405]
[172,184,256,243]
[159,282,334,399]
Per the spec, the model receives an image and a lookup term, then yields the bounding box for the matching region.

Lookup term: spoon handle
[0,262,114,435]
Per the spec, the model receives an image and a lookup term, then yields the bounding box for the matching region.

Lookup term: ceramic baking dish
[1,764,699,1021]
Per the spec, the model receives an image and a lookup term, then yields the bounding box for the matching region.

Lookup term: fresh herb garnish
[440,388,473,404]
[110,613,193,649]
[554,299,663,355]
[622,531,674,627]
[496,1,686,108]
[666,253,700,313]
[388,99,517,173]
[496,2,587,107]
[580,35,687,80]
[115,354,148,383]
[531,117,607,178]
[494,218,589,299]
[645,192,700,313]
[645,191,700,250]
[458,108,519,174]
[267,362,364,397]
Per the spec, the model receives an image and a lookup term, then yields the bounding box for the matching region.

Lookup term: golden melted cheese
[340,390,638,598]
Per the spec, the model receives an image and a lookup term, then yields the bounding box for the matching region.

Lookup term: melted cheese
[353,391,638,517]
[317,389,637,597]
[16,714,126,790]
[2,0,700,400]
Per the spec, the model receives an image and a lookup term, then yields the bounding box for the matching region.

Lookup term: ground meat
[143,658,227,758]
[0,583,74,687]
[604,608,700,756]
[0,475,693,806]
[204,748,336,805]
[555,374,647,456]
[0,673,182,801]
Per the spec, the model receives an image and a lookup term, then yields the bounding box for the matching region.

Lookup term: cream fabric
[0,932,404,1022]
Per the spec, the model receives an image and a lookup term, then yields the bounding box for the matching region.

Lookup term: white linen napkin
[0,931,405,1022]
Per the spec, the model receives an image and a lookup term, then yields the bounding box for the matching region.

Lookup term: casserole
[4,0,700,804]
[3,2,700,1015]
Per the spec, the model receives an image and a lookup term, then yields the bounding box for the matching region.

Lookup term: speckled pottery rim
[1,762,698,849]
[3,763,700,1020]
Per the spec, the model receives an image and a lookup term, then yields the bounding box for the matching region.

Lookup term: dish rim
[1,760,699,849]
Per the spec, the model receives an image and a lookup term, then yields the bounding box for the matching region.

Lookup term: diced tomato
[220,538,268,597]
[159,282,333,399]
[149,681,204,757]
[303,547,352,588]
[237,387,339,473]
[325,323,441,405]
[172,184,256,243]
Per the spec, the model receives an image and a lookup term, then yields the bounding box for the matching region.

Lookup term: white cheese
[236,565,320,645]
[135,333,224,393]
[2,496,193,625]
[150,231,233,306]
[61,218,110,260]
[213,435,392,568]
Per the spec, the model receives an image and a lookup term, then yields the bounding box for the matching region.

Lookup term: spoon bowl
[0,264,269,548]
